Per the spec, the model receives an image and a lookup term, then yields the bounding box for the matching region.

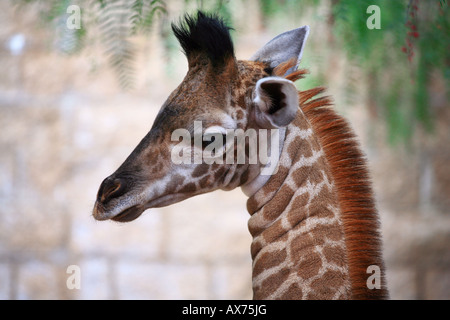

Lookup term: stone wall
[0,1,449,300]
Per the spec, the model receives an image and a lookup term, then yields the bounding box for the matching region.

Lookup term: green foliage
[15,0,168,90]
[332,0,449,144]
[261,0,448,145]
[260,0,320,21]
[94,0,167,90]
[13,0,449,145]
[129,0,167,35]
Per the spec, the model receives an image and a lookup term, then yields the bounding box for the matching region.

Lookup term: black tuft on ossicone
[171,11,235,67]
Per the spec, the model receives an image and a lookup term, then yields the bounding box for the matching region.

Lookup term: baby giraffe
[93,11,388,300]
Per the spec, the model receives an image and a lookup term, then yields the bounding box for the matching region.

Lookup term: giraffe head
[93,11,309,222]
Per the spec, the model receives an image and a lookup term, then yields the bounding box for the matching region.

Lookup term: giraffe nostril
[98,177,127,204]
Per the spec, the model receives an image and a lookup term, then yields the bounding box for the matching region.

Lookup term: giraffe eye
[202,133,227,150]
[201,126,230,159]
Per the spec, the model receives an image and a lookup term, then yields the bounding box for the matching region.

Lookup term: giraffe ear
[252,77,299,129]
[250,26,310,76]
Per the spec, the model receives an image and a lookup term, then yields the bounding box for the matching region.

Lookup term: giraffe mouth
[106,193,191,223]
[110,205,144,222]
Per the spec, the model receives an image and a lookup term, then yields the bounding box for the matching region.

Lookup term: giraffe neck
[245,113,351,300]
[241,128,286,197]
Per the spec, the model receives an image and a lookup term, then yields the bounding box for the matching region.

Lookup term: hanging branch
[94,0,167,90]
[15,0,168,90]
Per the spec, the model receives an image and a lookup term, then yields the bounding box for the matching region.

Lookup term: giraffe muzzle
[93,174,149,222]
[97,177,128,204]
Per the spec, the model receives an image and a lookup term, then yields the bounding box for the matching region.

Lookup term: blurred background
[0,0,449,300]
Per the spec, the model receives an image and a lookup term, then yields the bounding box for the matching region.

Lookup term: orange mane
[274,60,389,299]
